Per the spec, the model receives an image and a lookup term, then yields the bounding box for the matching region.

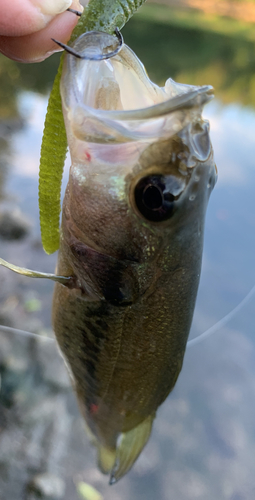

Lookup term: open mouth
[61,30,214,144]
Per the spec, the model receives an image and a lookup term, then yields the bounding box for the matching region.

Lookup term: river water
[0,9,255,500]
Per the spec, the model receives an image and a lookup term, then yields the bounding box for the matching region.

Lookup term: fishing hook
[67,8,82,16]
[51,28,124,61]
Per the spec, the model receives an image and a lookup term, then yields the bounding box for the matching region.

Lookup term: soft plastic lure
[39,0,147,254]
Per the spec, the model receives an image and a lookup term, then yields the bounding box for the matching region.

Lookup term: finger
[0,0,75,37]
[0,3,84,62]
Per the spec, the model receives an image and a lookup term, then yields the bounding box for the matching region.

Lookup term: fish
[51,29,217,483]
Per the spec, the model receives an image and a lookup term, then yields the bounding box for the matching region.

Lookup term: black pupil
[143,185,163,210]
[134,174,182,222]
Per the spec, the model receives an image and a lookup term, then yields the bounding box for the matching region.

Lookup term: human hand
[0,0,84,63]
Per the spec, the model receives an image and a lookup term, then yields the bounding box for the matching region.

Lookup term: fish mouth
[80,84,214,122]
[61,30,214,144]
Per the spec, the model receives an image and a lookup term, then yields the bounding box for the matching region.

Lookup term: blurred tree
[123,11,255,106]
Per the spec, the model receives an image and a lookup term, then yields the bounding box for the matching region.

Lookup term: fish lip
[70,84,214,143]
[67,32,213,121]
[77,84,214,121]
[62,31,214,143]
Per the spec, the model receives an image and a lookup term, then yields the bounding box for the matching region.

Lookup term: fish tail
[108,414,155,484]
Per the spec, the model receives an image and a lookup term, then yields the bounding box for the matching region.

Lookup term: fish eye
[134,174,185,222]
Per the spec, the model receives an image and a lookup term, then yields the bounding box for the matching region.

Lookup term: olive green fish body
[53,141,216,475]
[52,32,217,482]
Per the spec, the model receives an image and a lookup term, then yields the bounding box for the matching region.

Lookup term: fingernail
[72,0,85,10]
[72,0,84,12]
[34,49,62,63]
[33,0,73,16]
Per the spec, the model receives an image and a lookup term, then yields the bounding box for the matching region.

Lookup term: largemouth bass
[52,30,217,483]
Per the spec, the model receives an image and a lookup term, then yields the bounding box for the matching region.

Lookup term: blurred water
[0,10,255,500]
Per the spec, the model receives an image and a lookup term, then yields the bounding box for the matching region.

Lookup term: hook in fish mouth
[51,28,124,61]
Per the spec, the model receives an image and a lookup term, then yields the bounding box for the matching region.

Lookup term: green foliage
[123,5,255,107]
[134,3,255,41]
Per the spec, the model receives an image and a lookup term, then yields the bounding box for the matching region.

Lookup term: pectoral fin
[99,414,154,484]
[0,257,72,286]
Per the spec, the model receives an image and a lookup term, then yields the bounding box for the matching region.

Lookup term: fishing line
[1,283,255,346]
[187,282,255,348]
[0,324,55,342]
